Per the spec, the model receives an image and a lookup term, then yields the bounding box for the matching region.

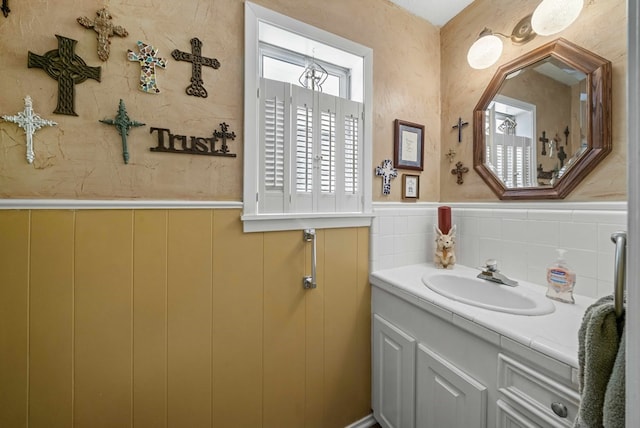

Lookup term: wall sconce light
[467,0,584,70]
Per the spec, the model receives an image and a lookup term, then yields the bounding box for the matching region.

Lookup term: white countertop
[370,263,595,369]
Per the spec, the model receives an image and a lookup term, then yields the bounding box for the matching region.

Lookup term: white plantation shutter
[491,134,535,188]
[259,79,291,213]
[340,98,363,212]
[258,77,363,215]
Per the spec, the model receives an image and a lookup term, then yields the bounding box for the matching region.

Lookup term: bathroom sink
[421,273,555,316]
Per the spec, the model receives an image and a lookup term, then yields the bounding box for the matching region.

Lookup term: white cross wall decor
[375,159,398,195]
[2,96,57,164]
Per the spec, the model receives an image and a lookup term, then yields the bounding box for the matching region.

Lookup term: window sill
[241,212,373,232]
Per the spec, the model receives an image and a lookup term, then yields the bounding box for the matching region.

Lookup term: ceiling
[388,0,475,27]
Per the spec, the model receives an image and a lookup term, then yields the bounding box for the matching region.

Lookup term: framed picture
[394,119,424,171]
[402,174,419,200]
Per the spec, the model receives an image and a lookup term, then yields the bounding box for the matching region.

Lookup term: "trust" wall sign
[149,122,236,157]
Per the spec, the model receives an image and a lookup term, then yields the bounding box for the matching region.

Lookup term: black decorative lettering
[149,123,237,157]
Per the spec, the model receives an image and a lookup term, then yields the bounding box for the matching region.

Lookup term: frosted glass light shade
[531,0,584,36]
[467,34,503,69]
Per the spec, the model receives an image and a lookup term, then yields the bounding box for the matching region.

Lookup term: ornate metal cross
[539,131,549,156]
[99,99,145,164]
[171,38,220,98]
[28,35,101,116]
[2,96,57,164]
[128,41,167,94]
[451,161,469,185]
[452,117,469,143]
[213,122,235,154]
[2,0,10,17]
[563,125,570,146]
[375,159,398,195]
[77,7,129,61]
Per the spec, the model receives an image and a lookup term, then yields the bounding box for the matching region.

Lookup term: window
[485,95,537,188]
[243,2,373,232]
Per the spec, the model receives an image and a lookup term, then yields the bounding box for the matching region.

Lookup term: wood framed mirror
[473,38,612,199]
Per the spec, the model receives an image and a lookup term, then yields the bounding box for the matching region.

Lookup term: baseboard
[345,413,377,428]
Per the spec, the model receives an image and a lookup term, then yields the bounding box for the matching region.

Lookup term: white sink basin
[421,273,556,316]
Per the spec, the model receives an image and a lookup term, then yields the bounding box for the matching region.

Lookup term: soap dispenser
[546,249,576,304]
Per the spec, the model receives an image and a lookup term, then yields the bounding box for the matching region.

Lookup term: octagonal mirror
[473,38,612,199]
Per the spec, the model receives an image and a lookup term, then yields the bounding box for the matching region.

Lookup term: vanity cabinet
[371,283,580,428]
[373,314,487,428]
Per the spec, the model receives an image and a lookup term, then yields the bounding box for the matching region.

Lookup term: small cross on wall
[375,159,398,195]
[451,161,469,185]
[452,117,468,143]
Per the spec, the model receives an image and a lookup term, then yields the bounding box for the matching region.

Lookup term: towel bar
[611,231,627,318]
[303,229,317,289]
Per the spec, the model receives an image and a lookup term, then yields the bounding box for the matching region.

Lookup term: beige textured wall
[0,0,441,202]
[440,0,627,201]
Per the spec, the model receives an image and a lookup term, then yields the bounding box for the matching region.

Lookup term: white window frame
[259,42,351,99]
[243,2,373,232]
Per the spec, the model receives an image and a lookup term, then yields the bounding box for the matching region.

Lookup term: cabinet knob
[551,402,568,418]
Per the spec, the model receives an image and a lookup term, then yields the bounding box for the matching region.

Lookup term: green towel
[603,325,625,428]
[574,295,624,428]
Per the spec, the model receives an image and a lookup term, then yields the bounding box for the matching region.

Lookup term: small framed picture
[394,119,425,171]
[402,174,419,200]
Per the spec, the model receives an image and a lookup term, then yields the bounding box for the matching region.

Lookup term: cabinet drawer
[498,353,579,427]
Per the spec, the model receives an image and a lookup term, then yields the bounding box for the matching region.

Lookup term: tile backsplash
[370,202,627,299]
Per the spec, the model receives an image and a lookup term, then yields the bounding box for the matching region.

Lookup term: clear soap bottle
[546,249,576,304]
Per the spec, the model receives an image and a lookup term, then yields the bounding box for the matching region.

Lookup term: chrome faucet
[477,259,519,287]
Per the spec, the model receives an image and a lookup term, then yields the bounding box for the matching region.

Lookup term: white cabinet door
[416,343,487,428]
[373,314,416,428]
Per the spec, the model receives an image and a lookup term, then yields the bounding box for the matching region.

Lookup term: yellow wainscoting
[0,209,370,428]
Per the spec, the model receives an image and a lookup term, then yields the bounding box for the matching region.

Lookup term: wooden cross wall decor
[78,7,129,61]
[375,159,398,195]
[99,99,145,164]
[451,161,469,185]
[28,35,101,116]
[171,38,220,98]
[128,41,167,94]
[452,117,468,143]
[1,96,57,164]
[2,0,10,17]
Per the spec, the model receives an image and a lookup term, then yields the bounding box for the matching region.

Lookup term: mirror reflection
[484,57,587,189]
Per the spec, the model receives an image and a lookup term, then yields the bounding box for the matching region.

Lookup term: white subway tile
[559,221,597,251]
[597,251,615,282]
[527,209,572,222]
[525,220,559,246]
[478,238,503,265]
[394,215,408,235]
[478,217,502,239]
[380,235,395,256]
[565,249,597,278]
[502,219,527,242]
[597,224,627,252]
[457,216,479,237]
[572,210,627,225]
[596,279,615,299]
[527,244,557,269]
[493,209,528,220]
[575,276,598,299]
[379,215,395,236]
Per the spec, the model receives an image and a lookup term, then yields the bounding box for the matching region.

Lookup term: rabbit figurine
[434,224,456,269]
